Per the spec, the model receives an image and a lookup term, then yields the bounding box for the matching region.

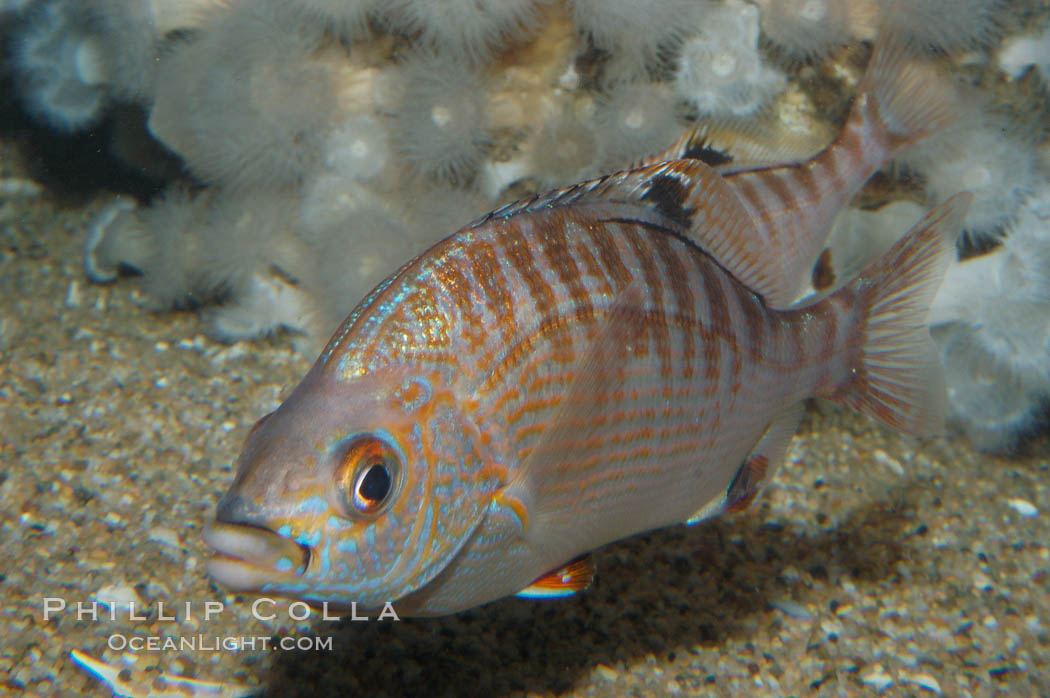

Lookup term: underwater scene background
[1,0,1049,695]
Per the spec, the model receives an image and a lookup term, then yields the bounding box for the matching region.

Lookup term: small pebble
[769,599,813,621]
[861,665,893,692]
[899,671,942,695]
[1006,498,1039,518]
[147,527,182,549]
[94,582,144,616]
[872,448,904,476]
[973,571,994,591]
[65,281,81,308]
[594,664,618,682]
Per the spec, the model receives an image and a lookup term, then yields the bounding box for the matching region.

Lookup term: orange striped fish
[204,34,967,616]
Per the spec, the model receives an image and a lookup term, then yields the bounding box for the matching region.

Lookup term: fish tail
[807,17,959,209]
[839,13,960,171]
[829,193,971,437]
[856,23,959,157]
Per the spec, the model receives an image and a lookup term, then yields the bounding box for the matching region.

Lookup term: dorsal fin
[633,116,829,174]
[473,158,803,305]
[595,160,806,305]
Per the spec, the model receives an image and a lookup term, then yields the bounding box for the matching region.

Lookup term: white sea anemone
[147,3,344,191]
[304,203,419,334]
[932,206,1050,387]
[124,187,224,308]
[384,0,548,63]
[901,113,1043,240]
[754,0,878,62]
[13,0,108,131]
[388,54,490,184]
[80,0,167,103]
[673,0,786,118]
[206,269,316,350]
[324,115,392,184]
[286,0,381,39]
[998,27,1050,83]
[567,0,698,81]
[879,0,1005,54]
[526,108,600,189]
[936,322,1046,453]
[593,82,682,171]
[930,194,1050,452]
[12,0,229,130]
[401,184,489,246]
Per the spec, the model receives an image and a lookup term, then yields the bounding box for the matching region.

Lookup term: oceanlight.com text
[106,633,334,652]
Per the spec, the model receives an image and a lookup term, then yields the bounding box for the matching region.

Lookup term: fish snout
[203,518,311,592]
[214,491,263,527]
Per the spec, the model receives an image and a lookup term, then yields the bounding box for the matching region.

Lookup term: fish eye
[335,436,401,517]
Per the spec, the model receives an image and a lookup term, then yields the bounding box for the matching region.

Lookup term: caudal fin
[832,193,971,437]
[857,11,961,157]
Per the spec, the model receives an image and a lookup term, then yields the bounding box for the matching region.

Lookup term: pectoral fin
[516,555,596,599]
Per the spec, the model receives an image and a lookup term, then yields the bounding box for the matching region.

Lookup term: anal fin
[686,403,804,524]
[516,555,596,599]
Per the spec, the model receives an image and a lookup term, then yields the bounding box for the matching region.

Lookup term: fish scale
[204,24,970,616]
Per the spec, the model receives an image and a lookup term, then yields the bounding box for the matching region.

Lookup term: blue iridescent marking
[336,538,358,554]
[366,526,381,567]
[299,495,328,516]
[261,582,311,594]
[275,557,294,573]
[326,515,353,531]
[320,545,331,577]
[420,502,434,544]
[400,377,432,413]
[296,530,322,548]
[278,524,293,538]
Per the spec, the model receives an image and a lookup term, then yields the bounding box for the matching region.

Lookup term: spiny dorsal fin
[473,158,801,305]
[607,159,800,306]
[633,117,828,174]
[516,555,596,599]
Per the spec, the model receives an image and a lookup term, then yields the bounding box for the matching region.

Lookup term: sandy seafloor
[1,141,1048,698]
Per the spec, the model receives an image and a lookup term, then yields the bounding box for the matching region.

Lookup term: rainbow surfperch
[204,32,969,616]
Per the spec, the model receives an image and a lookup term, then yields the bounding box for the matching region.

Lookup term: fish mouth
[203,521,311,591]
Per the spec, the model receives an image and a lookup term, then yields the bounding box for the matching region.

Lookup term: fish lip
[202,521,311,591]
